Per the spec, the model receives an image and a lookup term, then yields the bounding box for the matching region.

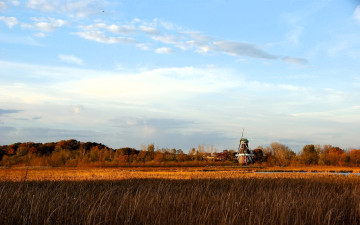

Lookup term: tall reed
[0,177,359,224]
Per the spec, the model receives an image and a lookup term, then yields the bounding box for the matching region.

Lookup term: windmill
[235,129,255,165]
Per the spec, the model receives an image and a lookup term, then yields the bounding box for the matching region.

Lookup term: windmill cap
[241,138,249,143]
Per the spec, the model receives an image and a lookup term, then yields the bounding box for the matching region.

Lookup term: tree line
[0,139,359,167]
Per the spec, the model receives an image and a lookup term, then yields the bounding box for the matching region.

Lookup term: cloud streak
[0,16,18,28]
[58,54,84,65]
[213,40,277,59]
[73,19,306,63]
[74,30,136,44]
[155,47,173,54]
[0,109,22,115]
[21,17,67,32]
[26,0,103,18]
[354,5,360,23]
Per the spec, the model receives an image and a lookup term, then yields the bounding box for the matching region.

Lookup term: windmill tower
[235,129,254,165]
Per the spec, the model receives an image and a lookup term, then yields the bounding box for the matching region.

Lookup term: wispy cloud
[25,0,103,18]
[74,30,136,44]
[58,54,84,65]
[70,18,306,62]
[136,43,151,51]
[152,34,179,45]
[212,40,277,59]
[21,17,67,32]
[0,1,7,11]
[80,23,136,35]
[0,109,22,115]
[0,16,18,28]
[155,47,173,54]
[139,25,160,35]
[103,24,136,35]
[354,5,360,23]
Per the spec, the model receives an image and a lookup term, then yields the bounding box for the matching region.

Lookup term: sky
[1,0,360,152]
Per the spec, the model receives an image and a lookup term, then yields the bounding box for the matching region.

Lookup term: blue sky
[1,0,360,152]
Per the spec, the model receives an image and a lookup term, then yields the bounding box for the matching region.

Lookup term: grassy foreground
[0,168,360,225]
[1,178,360,225]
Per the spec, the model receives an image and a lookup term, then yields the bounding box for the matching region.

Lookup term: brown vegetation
[0,176,359,225]
[1,167,360,181]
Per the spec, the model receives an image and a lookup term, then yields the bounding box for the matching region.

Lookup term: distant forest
[0,139,360,167]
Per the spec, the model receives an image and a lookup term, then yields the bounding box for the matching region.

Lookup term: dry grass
[0,166,360,181]
[0,167,360,224]
[256,165,360,173]
[0,178,359,225]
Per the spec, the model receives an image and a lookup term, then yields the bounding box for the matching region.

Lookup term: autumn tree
[318,145,348,166]
[176,150,190,162]
[349,149,360,166]
[299,144,319,165]
[146,144,155,161]
[327,147,346,166]
[265,142,295,166]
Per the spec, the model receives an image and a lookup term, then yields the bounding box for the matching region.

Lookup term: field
[0,167,360,224]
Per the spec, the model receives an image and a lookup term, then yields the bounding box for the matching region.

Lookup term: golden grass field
[0,166,359,181]
[1,167,360,225]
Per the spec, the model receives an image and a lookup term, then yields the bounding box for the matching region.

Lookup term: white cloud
[21,17,67,32]
[195,45,211,54]
[147,26,287,60]
[72,19,305,63]
[183,31,211,42]
[26,0,102,18]
[0,16,18,28]
[58,54,84,65]
[0,61,239,109]
[105,24,136,35]
[61,66,238,108]
[136,43,151,51]
[72,18,307,62]
[83,23,136,35]
[155,47,173,54]
[0,1,7,11]
[152,34,178,45]
[26,0,56,11]
[139,25,160,35]
[74,30,136,44]
[354,5,360,23]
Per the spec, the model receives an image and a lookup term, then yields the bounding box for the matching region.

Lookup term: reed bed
[1,167,360,181]
[0,177,359,225]
[0,168,360,224]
